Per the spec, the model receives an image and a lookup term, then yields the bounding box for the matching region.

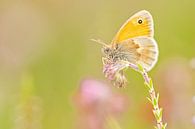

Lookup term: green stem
[129,63,167,129]
[106,116,122,129]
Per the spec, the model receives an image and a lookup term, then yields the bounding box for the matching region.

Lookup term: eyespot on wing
[112,10,154,44]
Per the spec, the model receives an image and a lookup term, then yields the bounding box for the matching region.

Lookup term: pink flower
[73,79,129,129]
[103,61,130,87]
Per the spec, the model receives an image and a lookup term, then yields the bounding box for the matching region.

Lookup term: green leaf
[159,108,163,121]
[146,97,152,104]
[149,79,153,88]
[153,110,159,120]
[153,98,157,107]
[144,83,151,90]
[137,64,144,72]
[162,123,167,129]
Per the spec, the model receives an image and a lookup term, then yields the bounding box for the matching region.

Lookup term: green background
[0,0,194,129]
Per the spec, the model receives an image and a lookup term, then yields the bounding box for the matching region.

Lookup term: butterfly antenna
[90,39,109,47]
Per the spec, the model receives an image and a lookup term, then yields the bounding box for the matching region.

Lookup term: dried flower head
[103,59,129,87]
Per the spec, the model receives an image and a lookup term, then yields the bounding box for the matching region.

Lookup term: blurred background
[0,0,195,129]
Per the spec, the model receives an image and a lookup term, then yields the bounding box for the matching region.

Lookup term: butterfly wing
[112,10,154,44]
[118,36,158,71]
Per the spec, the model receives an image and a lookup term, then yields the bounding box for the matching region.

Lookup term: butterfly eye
[103,47,110,54]
[105,48,109,52]
[137,18,143,24]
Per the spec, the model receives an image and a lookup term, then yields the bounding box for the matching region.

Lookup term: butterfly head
[102,46,111,56]
[102,44,122,64]
[102,44,129,88]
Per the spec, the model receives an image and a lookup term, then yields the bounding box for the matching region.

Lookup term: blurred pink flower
[192,96,195,104]
[189,58,195,70]
[154,58,194,128]
[193,116,195,125]
[193,96,195,126]
[73,79,129,129]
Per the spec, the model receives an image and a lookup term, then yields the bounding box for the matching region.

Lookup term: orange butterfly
[92,10,158,87]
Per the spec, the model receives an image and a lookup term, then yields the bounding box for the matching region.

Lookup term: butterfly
[92,10,159,87]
